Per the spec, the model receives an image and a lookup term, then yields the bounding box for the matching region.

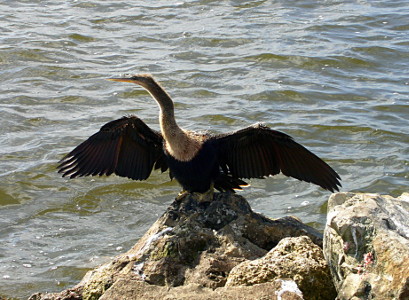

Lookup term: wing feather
[214,123,341,192]
[58,116,168,181]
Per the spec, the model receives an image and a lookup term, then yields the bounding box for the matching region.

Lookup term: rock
[29,192,326,300]
[99,279,304,300]
[226,235,336,300]
[323,192,409,299]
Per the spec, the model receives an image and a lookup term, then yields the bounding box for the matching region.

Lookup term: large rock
[226,235,336,299]
[99,279,304,300]
[324,192,409,299]
[30,192,330,300]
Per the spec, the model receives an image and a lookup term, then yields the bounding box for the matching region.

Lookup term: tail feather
[214,174,249,192]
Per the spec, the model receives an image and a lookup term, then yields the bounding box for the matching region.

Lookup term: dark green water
[0,0,408,298]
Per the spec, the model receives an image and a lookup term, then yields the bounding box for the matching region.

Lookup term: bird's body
[166,138,218,193]
[58,74,341,194]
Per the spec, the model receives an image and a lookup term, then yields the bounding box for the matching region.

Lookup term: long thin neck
[141,80,183,140]
[139,80,185,146]
[139,77,202,162]
[144,81,174,114]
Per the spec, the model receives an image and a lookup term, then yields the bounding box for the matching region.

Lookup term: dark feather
[57,116,168,181]
[213,123,341,192]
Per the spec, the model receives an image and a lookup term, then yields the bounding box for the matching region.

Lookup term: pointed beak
[106,77,136,83]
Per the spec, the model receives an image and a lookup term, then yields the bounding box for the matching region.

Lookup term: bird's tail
[214,175,249,193]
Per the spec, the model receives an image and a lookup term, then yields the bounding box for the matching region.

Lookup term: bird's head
[107,74,173,108]
[107,74,156,88]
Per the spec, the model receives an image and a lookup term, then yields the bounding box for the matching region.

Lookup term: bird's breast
[164,140,219,193]
[164,131,207,162]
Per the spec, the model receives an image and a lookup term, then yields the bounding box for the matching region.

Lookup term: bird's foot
[192,188,214,203]
[175,188,214,203]
[176,190,190,201]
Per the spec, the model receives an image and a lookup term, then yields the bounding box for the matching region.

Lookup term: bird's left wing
[57,116,168,180]
[213,123,341,192]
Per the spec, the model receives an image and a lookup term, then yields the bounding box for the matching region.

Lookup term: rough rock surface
[226,235,336,299]
[324,192,409,299]
[29,192,331,300]
[99,279,304,300]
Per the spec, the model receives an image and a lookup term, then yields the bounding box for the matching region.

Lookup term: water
[0,0,408,298]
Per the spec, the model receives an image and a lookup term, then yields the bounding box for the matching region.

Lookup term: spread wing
[57,116,168,180]
[214,123,341,192]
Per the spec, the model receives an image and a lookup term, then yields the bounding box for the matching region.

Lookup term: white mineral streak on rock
[133,262,145,280]
[275,279,303,300]
[133,227,173,278]
[139,227,173,254]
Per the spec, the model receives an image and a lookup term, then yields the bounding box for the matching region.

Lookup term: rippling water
[1,0,408,298]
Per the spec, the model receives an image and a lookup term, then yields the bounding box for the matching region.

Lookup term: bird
[57,74,341,195]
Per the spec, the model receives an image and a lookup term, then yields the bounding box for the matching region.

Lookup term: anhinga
[58,74,341,194]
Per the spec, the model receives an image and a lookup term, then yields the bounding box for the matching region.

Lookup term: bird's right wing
[57,116,168,180]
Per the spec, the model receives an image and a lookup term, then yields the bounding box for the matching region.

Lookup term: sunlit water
[1,0,408,298]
